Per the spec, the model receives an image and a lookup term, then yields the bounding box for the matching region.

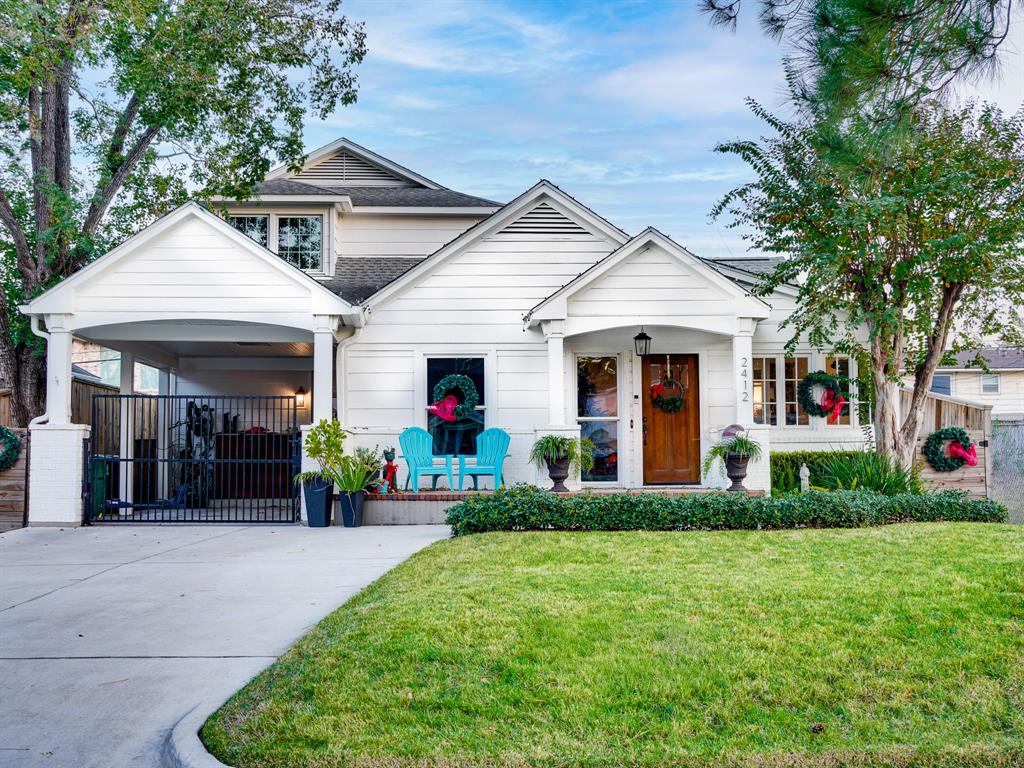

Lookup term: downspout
[27,315,49,427]
[334,319,363,428]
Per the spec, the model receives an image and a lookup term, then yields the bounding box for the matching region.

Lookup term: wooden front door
[641,354,700,484]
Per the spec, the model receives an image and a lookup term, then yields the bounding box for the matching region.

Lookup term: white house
[20,138,866,526]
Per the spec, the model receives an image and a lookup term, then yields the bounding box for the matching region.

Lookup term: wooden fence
[0,428,29,532]
[0,379,119,428]
[900,388,993,499]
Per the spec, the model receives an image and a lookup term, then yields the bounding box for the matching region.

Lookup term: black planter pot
[303,477,334,527]
[339,490,366,527]
[546,457,571,493]
[725,454,750,493]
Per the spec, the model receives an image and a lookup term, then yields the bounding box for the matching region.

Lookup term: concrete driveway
[0,524,448,767]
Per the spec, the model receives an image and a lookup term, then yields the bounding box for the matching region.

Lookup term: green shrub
[445,484,1007,536]
[815,450,924,495]
[771,450,864,493]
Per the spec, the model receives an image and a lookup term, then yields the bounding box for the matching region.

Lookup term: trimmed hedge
[771,450,864,493]
[445,484,1007,536]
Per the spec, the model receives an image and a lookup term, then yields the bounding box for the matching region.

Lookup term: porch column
[312,315,334,423]
[544,320,566,426]
[45,316,73,424]
[156,367,170,498]
[732,324,755,425]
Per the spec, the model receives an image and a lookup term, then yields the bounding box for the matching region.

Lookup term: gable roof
[254,180,500,208]
[21,202,358,320]
[525,227,770,325]
[265,137,441,188]
[317,258,424,304]
[361,180,630,310]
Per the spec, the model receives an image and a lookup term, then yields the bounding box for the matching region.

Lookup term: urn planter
[546,457,571,493]
[725,454,750,493]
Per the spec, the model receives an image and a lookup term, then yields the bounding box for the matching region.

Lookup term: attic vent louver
[294,150,404,185]
[500,202,590,235]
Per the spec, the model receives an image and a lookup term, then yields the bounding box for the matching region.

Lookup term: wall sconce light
[295,386,306,408]
[633,327,652,356]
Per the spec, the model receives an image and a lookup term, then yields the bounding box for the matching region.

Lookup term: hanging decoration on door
[922,426,976,471]
[797,371,848,423]
[429,374,479,421]
[647,358,688,411]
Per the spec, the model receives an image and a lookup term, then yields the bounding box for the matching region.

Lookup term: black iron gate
[85,395,300,523]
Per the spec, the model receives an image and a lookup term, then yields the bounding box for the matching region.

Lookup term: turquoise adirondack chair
[458,428,511,490]
[399,427,455,491]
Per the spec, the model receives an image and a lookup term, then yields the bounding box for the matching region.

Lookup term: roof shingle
[317,258,425,304]
[253,180,500,208]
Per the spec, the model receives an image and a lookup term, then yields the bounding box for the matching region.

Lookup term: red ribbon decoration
[820,388,847,424]
[948,441,978,466]
[427,394,459,422]
[651,383,664,399]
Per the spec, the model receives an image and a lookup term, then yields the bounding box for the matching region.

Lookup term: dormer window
[228,213,326,272]
[229,215,269,247]
[277,216,322,271]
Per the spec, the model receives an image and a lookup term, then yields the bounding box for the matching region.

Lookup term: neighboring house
[19,138,868,526]
[929,348,1024,421]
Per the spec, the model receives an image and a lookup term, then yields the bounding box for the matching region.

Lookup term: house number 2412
[739,356,749,401]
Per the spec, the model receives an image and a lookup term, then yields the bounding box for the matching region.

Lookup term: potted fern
[296,419,346,527]
[529,435,595,493]
[335,447,382,527]
[701,430,763,492]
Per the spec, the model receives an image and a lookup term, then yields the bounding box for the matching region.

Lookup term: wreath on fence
[797,371,848,423]
[651,380,685,413]
[922,426,976,472]
[0,426,21,471]
[431,374,480,421]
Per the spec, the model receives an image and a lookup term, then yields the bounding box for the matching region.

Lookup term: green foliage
[528,435,595,475]
[300,419,347,480]
[701,432,762,478]
[701,1,1017,127]
[713,101,1024,460]
[446,484,1005,536]
[334,447,382,493]
[815,451,924,495]
[771,450,864,493]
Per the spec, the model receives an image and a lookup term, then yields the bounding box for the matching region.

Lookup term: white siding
[73,217,315,318]
[948,370,1024,418]
[338,213,485,258]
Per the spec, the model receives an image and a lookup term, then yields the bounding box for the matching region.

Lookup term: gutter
[27,315,49,427]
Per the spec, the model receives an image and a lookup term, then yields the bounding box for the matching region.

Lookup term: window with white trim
[783,356,810,426]
[825,355,853,426]
[930,375,952,396]
[228,212,327,272]
[228,215,268,247]
[426,358,485,456]
[752,356,778,426]
[576,355,618,482]
[980,373,1000,394]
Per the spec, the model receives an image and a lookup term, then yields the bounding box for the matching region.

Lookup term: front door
[641,354,700,484]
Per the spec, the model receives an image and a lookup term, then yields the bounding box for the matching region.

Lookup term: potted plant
[701,430,763,492]
[529,435,595,493]
[335,447,382,527]
[296,419,347,527]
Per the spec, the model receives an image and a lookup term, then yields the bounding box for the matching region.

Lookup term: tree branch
[0,189,34,285]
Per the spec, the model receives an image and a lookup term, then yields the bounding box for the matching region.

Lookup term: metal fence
[86,395,300,523]
[991,420,1024,524]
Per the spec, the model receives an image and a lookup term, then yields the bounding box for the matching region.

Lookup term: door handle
[642,415,648,446]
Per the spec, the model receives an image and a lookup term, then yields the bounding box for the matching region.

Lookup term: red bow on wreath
[819,388,847,425]
[427,394,459,422]
[948,441,978,466]
[651,383,664,398]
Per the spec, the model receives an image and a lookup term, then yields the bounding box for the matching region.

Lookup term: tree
[0,0,366,426]
[700,0,1017,124]
[711,101,1024,465]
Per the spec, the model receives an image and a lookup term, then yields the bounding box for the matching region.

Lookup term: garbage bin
[89,454,115,519]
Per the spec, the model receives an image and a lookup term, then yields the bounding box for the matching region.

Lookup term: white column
[544,320,566,426]
[44,317,73,424]
[732,325,754,425]
[156,368,170,497]
[312,316,334,424]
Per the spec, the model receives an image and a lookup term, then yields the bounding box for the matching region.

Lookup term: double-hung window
[980,373,1000,394]
[228,213,324,271]
[824,355,852,426]
[931,375,952,396]
[426,358,485,456]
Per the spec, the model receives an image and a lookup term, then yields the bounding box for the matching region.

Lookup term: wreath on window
[431,374,480,421]
[0,426,21,471]
[651,380,685,413]
[922,426,976,472]
[797,371,848,423]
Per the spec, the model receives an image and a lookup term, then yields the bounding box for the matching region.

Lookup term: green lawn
[204,524,1024,768]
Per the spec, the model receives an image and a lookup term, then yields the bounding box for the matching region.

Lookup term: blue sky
[306,0,1023,260]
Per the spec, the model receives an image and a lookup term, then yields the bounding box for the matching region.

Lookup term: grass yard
[204,524,1024,768]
